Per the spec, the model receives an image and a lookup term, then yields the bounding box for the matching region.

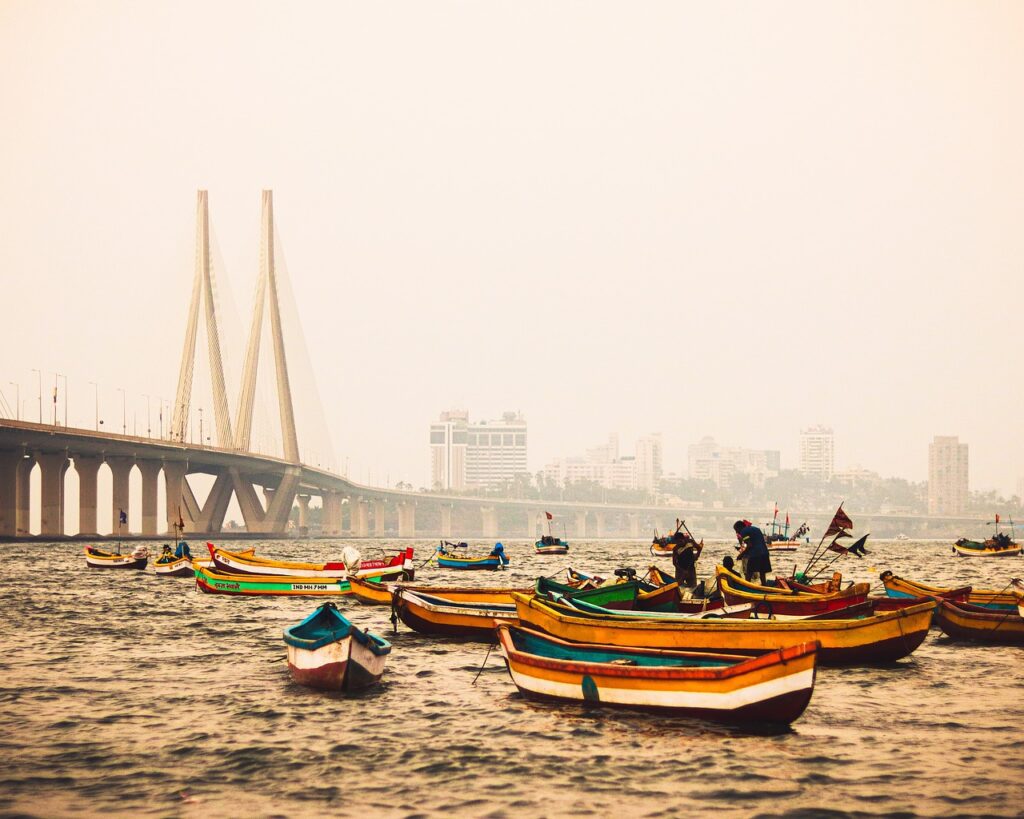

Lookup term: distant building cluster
[928,435,968,515]
[541,433,663,492]
[687,436,780,489]
[429,410,528,491]
[798,425,834,480]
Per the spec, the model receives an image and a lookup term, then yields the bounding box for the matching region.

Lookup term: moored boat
[154,556,194,578]
[496,623,818,724]
[934,599,1024,645]
[877,571,1010,609]
[283,602,391,690]
[436,542,509,570]
[197,565,350,595]
[535,536,569,555]
[717,568,870,617]
[210,545,413,579]
[512,593,935,665]
[348,575,532,607]
[84,545,149,570]
[952,539,1021,558]
[391,588,516,640]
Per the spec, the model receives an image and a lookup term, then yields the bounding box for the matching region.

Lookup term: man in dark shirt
[733,520,772,585]
[672,537,702,587]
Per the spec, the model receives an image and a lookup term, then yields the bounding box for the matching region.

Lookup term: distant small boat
[496,623,819,724]
[895,534,910,542]
[536,513,569,553]
[283,602,391,691]
[436,542,509,570]
[952,538,1021,558]
[765,512,809,552]
[84,545,149,570]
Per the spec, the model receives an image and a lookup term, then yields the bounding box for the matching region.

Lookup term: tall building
[928,436,968,515]
[799,426,834,480]
[687,436,780,489]
[635,434,664,491]
[429,410,528,491]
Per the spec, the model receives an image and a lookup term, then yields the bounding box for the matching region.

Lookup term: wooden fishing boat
[391,588,516,640]
[283,602,391,690]
[934,599,1024,645]
[496,623,818,724]
[210,545,414,579]
[84,545,149,570]
[436,542,509,570]
[154,556,194,578]
[191,545,253,571]
[718,566,849,597]
[550,594,754,621]
[535,536,569,555]
[197,565,351,596]
[717,571,870,617]
[879,571,991,608]
[512,594,934,665]
[348,575,532,607]
[952,538,1021,558]
[765,517,809,553]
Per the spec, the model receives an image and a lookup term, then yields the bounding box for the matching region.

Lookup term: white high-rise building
[928,436,968,515]
[799,426,834,480]
[430,410,528,491]
[635,434,664,491]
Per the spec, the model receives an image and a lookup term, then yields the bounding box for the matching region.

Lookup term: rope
[471,641,496,686]
[982,581,1018,633]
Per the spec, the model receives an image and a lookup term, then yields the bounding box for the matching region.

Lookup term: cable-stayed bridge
[0,192,987,541]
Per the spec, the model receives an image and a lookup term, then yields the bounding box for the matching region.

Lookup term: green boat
[195,565,351,596]
[535,576,642,609]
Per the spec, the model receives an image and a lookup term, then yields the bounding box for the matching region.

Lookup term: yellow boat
[511,593,934,665]
[391,588,517,640]
[348,576,531,607]
[879,571,1015,610]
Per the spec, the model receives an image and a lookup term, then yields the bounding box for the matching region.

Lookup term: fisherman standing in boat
[733,520,772,585]
[671,535,702,588]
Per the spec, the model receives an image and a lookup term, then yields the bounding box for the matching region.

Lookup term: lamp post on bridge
[58,374,67,427]
[8,382,19,421]
[143,394,152,438]
[198,407,203,448]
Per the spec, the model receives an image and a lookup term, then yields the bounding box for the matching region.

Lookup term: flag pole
[802,502,845,577]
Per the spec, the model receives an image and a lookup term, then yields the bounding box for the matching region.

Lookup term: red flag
[827,541,849,555]
[995,513,1000,524]
[545,511,553,520]
[824,505,854,537]
[774,503,779,516]
[177,506,185,530]
[785,512,790,526]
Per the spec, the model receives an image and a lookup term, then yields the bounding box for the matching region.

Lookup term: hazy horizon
[2,1,1022,497]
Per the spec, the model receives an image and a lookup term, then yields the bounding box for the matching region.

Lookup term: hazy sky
[1,1,1022,494]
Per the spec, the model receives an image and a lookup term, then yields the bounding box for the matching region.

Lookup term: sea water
[0,539,1021,817]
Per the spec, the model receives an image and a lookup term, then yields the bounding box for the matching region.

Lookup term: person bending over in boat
[733,520,772,585]
[156,545,176,564]
[672,536,703,588]
[175,541,193,560]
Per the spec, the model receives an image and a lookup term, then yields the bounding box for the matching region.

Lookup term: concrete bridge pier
[594,512,606,539]
[439,504,453,538]
[106,456,133,534]
[398,502,415,537]
[16,454,34,536]
[322,491,343,536]
[37,451,69,536]
[74,455,102,536]
[136,460,161,536]
[628,513,641,539]
[481,506,498,539]
[296,493,311,536]
[526,509,540,539]
[575,510,587,540]
[0,450,20,536]
[373,500,386,537]
[163,461,188,533]
[351,498,369,537]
